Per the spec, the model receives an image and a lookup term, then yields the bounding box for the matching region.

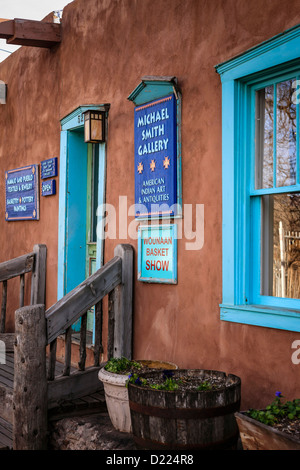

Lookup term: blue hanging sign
[41,157,58,179]
[41,179,56,196]
[5,164,39,221]
[138,224,177,284]
[134,94,177,218]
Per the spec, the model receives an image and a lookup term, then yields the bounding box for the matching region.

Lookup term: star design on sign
[33,210,36,218]
[163,156,170,169]
[19,197,22,204]
[150,160,156,172]
[137,162,144,174]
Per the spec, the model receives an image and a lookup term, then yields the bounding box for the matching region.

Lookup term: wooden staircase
[0,349,106,449]
[0,244,133,450]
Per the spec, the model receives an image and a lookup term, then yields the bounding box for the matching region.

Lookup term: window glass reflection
[276,79,297,187]
[255,86,274,189]
[261,193,300,298]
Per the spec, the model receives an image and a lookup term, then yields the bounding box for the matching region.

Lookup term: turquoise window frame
[216,24,300,332]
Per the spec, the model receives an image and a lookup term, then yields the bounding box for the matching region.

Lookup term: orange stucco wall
[0,0,300,410]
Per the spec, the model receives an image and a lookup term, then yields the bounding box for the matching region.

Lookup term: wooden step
[0,416,12,450]
[48,390,107,421]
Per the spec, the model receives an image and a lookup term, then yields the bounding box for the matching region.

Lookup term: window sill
[220,304,300,332]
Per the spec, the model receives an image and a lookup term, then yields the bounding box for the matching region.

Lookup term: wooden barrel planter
[128,369,241,450]
[98,360,178,433]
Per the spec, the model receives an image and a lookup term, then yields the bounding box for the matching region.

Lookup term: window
[252,75,300,307]
[216,24,300,331]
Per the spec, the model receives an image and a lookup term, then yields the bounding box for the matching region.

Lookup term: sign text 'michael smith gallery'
[0,0,300,409]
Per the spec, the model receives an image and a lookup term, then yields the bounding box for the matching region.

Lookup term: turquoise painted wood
[216,23,300,332]
[58,105,107,329]
[95,143,106,271]
[128,77,178,106]
[216,23,300,82]
[57,130,68,301]
[220,304,300,332]
[65,130,88,295]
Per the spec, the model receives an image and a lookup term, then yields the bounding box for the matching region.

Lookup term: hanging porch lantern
[83,109,106,143]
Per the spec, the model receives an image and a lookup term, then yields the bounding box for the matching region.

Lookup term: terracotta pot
[235,412,300,450]
[98,360,178,433]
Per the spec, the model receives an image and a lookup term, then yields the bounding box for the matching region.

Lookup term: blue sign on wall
[134,94,177,218]
[41,157,58,179]
[41,179,56,196]
[138,224,177,284]
[5,164,39,221]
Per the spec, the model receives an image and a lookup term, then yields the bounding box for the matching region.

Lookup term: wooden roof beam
[0,20,14,39]
[0,18,61,48]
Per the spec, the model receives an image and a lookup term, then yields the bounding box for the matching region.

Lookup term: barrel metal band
[133,430,239,450]
[129,399,240,419]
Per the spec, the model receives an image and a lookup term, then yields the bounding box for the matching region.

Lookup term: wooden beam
[0,18,61,48]
[0,20,14,39]
[13,305,47,450]
[47,367,103,406]
[30,244,47,305]
[0,252,35,282]
[110,244,133,360]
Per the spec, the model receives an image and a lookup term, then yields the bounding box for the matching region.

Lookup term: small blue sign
[138,224,177,284]
[134,94,177,218]
[42,179,56,196]
[5,164,39,221]
[41,157,58,179]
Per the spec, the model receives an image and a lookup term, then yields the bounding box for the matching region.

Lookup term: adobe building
[0,0,300,411]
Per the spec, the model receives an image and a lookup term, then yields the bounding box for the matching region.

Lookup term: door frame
[57,105,108,300]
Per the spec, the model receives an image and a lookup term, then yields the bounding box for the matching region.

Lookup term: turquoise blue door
[58,106,107,343]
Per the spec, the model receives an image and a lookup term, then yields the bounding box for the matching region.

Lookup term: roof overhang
[0,18,61,48]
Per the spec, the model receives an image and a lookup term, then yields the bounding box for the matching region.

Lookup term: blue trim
[297,76,300,186]
[95,143,106,270]
[216,23,300,82]
[57,130,68,300]
[128,77,179,106]
[217,23,300,331]
[61,105,102,131]
[65,130,88,294]
[220,305,300,332]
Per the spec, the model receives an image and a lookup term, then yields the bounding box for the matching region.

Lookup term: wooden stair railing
[13,244,133,450]
[0,244,46,449]
[0,244,47,343]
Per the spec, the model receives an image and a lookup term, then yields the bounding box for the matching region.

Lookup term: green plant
[105,357,142,374]
[247,392,300,426]
[149,377,180,391]
[126,370,181,390]
[126,373,148,387]
[197,381,212,391]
